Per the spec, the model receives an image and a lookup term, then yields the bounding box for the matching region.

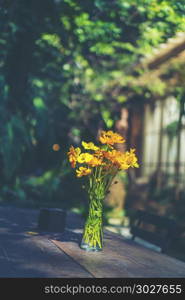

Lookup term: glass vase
[80,187,104,252]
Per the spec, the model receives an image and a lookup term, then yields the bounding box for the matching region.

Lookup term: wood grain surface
[51,230,185,278]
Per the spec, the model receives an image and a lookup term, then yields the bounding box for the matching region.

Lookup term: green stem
[82,181,105,250]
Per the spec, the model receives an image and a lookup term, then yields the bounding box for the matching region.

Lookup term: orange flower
[67,146,81,168]
[76,167,92,177]
[94,149,106,159]
[67,131,139,176]
[120,149,139,170]
[99,130,125,145]
[88,156,103,167]
[103,150,123,168]
[103,149,139,170]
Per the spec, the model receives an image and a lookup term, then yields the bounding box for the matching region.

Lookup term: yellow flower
[123,149,139,169]
[103,150,123,167]
[88,156,103,167]
[76,167,92,177]
[94,149,106,159]
[104,149,139,170]
[99,130,125,145]
[116,149,139,170]
[77,153,94,163]
[67,146,81,168]
[82,141,99,151]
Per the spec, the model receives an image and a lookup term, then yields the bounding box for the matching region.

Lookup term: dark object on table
[130,209,177,253]
[38,208,66,232]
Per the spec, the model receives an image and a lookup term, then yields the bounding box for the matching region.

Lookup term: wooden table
[51,231,185,278]
[51,212,185,278]
[0,205,185,278]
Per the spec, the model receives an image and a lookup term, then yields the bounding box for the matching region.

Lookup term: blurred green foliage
[0,0,185,209]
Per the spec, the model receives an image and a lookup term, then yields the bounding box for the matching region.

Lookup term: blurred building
[127,33,185,213]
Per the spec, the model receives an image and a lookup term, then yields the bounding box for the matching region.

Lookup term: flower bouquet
[67,130,139,252]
